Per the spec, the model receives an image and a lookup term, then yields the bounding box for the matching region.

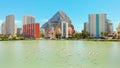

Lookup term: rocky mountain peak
[56,10,65,16]
[41,11,72,29]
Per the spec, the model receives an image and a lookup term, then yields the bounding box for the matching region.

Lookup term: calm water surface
[0,40,120,68]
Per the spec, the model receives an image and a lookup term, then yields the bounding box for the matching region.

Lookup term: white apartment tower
[86,14,107,38]
[61,22,68,38]
[84,14,113,38]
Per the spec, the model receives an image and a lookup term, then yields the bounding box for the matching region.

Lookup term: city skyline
[0,0,120,33]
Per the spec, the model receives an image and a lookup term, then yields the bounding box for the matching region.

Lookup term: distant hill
[41,11,72,29]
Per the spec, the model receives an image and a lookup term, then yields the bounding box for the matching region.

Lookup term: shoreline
[0,39,120,42]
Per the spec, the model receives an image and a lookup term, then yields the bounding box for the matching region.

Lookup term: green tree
[101,32,108,38]
[55,33,61,39]
[1,35,8,41]
[72,33,82,39]
[40,33,45,38]
[82,30,90,39]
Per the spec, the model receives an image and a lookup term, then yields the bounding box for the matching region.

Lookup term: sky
[0,0,120,33]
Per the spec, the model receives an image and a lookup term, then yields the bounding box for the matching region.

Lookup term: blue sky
[0,0,120,33]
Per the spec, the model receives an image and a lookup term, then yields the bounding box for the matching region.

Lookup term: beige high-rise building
[1,22,6,35]
[84,22,90,32]
[106,20,113,34]
[116,23,120,33]
[5,15,16,35]
[23,15,35,25]
[14,24,17,34]
[116,22,120,38]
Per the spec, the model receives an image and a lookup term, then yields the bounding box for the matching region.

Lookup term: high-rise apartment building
[1,22,6,35]
[61,22,68,38]
[84,14,113,38]
[5,15,16,35]
[84,14,107,38]
[23,15,35,24]
[23,15,35,36]
[84,22,90,32]
[89,14,107,38]
[116,22,120,33]
[23,15,40,39]
[23,23,40,38]
[106,19,113,34]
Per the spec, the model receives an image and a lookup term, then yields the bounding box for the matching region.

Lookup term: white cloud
[15,20,21,24]
[40,19,48,23]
